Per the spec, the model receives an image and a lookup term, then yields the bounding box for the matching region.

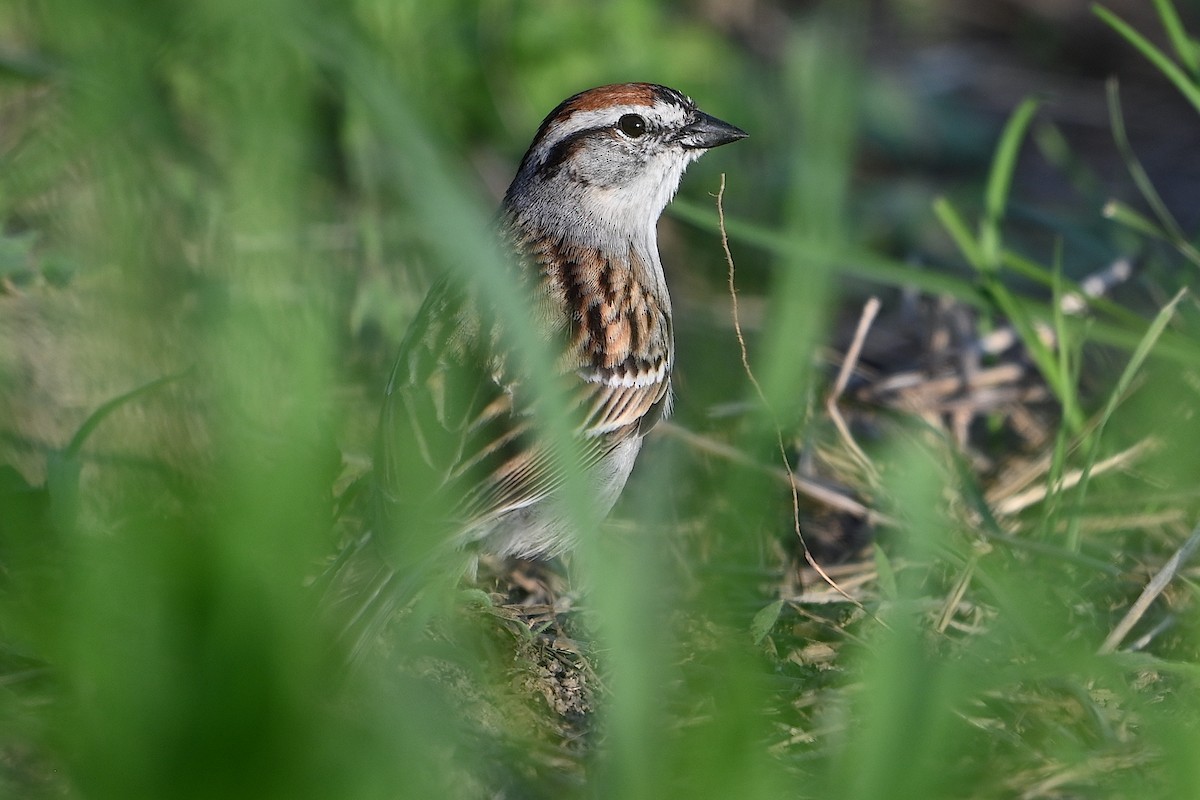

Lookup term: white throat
[508,149,698,303]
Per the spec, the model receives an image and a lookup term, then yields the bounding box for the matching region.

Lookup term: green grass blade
[1094,4,1200,114]
[1064,288,1187,549]
[1049,242,1083,440]
[63,371,190,458]
[674,200,1200,366]
[672,198,985,300]
[1095,290,1186,437]
[932,196,984,270]
[980,98,1039,272]
[1153,0,1200,77]
[999,247,1145,327]
[1102,199,1172,241]
[1104,78,1200,267]
[985,275,1083,432]
[937,166,1079,429]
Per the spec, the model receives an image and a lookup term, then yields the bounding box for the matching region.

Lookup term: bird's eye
[617,114,647,138]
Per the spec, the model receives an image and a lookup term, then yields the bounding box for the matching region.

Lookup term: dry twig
[657,421,889,524]
[715,175,862,604]
[825,296,882,481]
[1099,520,1200,654]
[991,438,1158,516]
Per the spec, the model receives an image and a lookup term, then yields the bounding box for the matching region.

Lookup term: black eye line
[534,128,582,177]
[532,116,657,180]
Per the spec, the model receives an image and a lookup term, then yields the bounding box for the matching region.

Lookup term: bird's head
[504,83,746,241]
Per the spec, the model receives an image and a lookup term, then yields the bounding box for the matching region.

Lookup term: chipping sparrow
[375,83,746,569]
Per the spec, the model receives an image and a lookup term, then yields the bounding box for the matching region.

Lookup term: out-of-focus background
[3,1,1200,798]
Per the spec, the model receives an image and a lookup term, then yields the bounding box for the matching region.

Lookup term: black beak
[678,111,748,150]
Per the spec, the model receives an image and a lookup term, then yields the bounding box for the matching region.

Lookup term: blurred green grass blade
[1089,287,1185,452]
[1103,198,1172,241]
[1108,649,1200,679]
[673,198,983,299]
[935,189,1081,429]
[43,371,189,535]
[987,275,1083,432]
[327,36,597,532]
[1034,119,1105,198]
[1153,0,1200,77]
[932,196,984,270]
[677,200,1200,366]
[1000,249,1146,328]
[1105,77,1175,237]
[1104,78,1200,267]
[750,16,863,419]
[1050,243,1083,441]
[1065,287,1186,550]
[63,371,189,458]
[942,443,1122,573]
[980,98,1039,272]
[873,544,898,601]
[834,443,969,800]
[1038,407,1075,541]
[1094,4,1200,114]
[751,599,784,644]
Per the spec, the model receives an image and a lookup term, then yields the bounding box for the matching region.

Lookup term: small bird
[368,83,745,602]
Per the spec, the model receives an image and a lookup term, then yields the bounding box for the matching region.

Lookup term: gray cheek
[571,141,650,188]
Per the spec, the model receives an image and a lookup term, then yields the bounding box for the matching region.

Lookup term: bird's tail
[315,515,475,669]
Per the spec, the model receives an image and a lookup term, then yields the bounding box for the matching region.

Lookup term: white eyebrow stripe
[532,103,690,160]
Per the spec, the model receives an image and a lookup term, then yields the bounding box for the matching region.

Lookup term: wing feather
[376,225,673,555]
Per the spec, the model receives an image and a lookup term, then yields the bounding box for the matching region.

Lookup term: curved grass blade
[1153,0,1200,77]
[980,98,1039,272]
[1094,4,1200,114]
[1064,288,1187,550]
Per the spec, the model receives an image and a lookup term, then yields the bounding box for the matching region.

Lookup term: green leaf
[751,599,785,644]
[874,544,898,601]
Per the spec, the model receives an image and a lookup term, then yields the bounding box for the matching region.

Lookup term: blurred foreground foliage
[2,1,1200,798]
